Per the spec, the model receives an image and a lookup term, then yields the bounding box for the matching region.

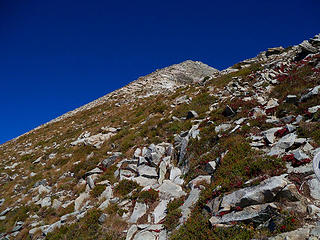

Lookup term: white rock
[37,197,51,208]
[151,152,162,165]
[169,167,182,181]
[126,225,138,240]
[180,188,201,223]
[99,185,113,201]
[263,127,282,144]
[52,199,62,210]
[158,230,167,240]
[235,118,246,125]
[98,199,110,210]
[303,142,313,152]
[158,161,167,185]
[133,176,158,187]
[188,175,211,189]
[74,192,89,211]
[307,204,320,217]
[157,180,186,199]
[276,133,297,149]
[268,146,285,156]
[307,177,320,201]
[265,98,279,109]
[137,165,158,178]
[133,230,155,240]
[134,148,142,158]
[308,105,320,114]
[129,202,147,223]
[37,185,51,195]
[215,124,232,133]
[292,150,309,161]
[205,161,217,174]
[153,200,169,224]
[42,221,61,235]
[87,176,95,189]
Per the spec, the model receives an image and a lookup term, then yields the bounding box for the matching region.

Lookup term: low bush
[114,179,141,197]
[137,189,159,204]
[90,185,106,198]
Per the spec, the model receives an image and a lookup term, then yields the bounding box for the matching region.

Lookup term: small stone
[134,148,142,158]
[222,105,235,117]
[308,105,320,114]
[210,203,277,225]
[307,177,320,201]
[205,161,217,175]
[158,161,167,184]
[169,167,182,181]
[307,204,320,217]
[37,197,51,208]
[215,123,232,133]
[98,213,108,223]
[188,175,211,189]
[220,174,288,211]
[52,199,62,210]
[98,199,110,210]
[235,118,246,125]
[265,98,279,110]
[286,95,297,104]
[74,192,90,211]
[87,176,95,189]
[99,185,113,201]
[292,150,309,161]
[186,110,198,119]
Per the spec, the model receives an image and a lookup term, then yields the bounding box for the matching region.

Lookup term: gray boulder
[137,165,158,179]
[210,203,277,225]
[220,175,288,211]
[101,152,121,169]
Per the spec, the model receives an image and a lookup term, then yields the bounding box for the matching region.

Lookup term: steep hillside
[1,34,320,240]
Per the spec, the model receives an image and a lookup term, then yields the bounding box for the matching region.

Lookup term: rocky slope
[0,34,320,240]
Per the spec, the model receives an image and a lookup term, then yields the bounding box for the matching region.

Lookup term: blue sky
[0,0,319,143]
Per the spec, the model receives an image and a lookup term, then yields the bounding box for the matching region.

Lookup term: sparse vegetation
[114,179,141,197]
[90,184,106,198]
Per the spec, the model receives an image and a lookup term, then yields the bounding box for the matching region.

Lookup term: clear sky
[0,0,319,144]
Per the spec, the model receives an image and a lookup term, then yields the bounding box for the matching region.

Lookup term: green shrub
[114,179,141,197]
[164,197,185,231]
[164,208,182,231]
[90,185,106,198]
[171,210,254,240]
[137,189,159,204]
[167,197,185,213]
[46,209,114,240]
[297,122,320,146]
[96,165,118,184]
